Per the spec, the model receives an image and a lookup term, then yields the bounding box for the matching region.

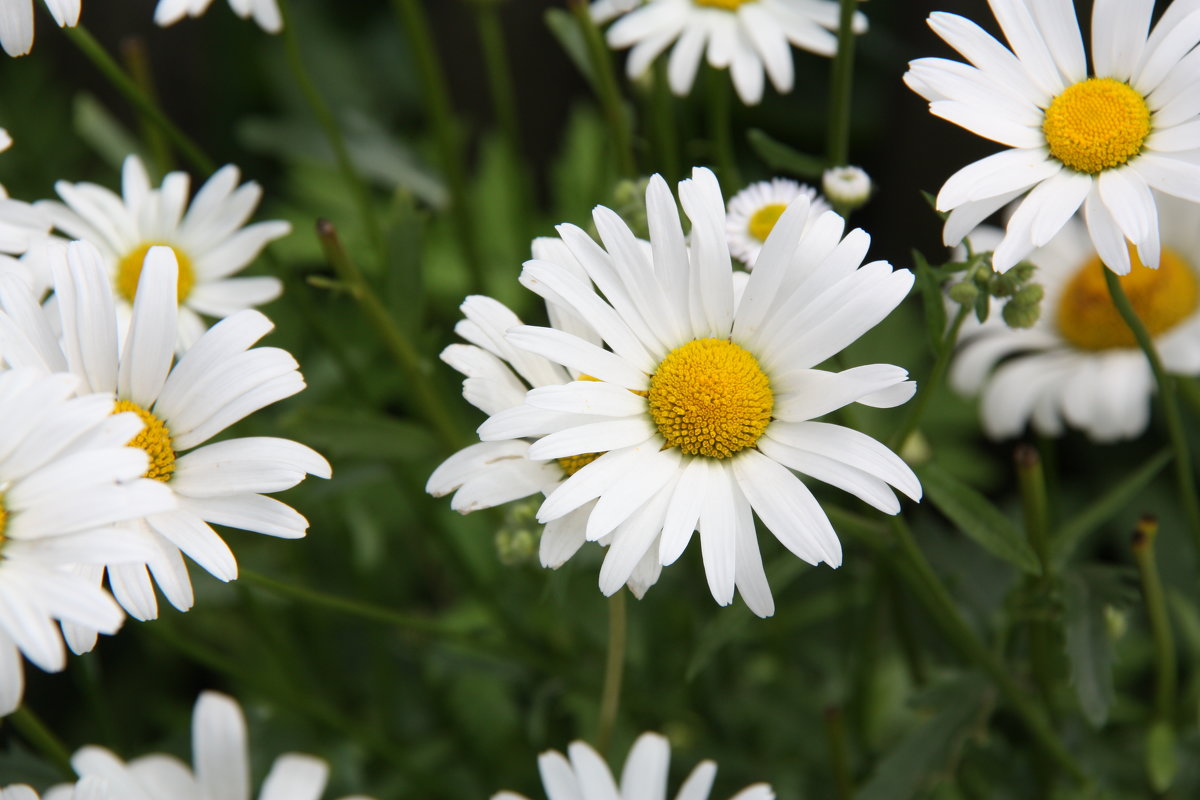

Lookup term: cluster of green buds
[946,251,1044,329]
[609,177,653,240]
[494,498,541,566]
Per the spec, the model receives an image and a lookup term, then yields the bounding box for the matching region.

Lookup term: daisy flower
[494,731,773,800]
[8,779,110,800]
[821,166,871,211]
[601,0,867,105]
[428,239,668,597]
[951,193,1200,442]
[0,366,174,715]
[725,178,829,267]
[481,168,920,617]
[68,691,374,800]
[0,131,53,272]
[38,155,290,349]
[906,0,1200,275]
[0,0,79,57]
[0,241,328,624]
[154,0,282,33]
[592,0,642,25]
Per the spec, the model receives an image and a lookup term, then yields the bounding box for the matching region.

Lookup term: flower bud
[822,166,871,212]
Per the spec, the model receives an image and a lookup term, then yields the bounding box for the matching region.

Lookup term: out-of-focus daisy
[10,778,110,800]
[592,0,641,24]
[0,0,79,57]
[952,194,1200,442]
[38,155,290,348]
[726,178,829,267]
[482,168,919,617]
[0,130,53,273]
[68,691,374,800]
[494,731,773,800]
[154,0,281,33]
[0,367,173,715]
[428,240,667,597]
[601,0,867,105]
[906,0,1200,275]
[0,241,328,624]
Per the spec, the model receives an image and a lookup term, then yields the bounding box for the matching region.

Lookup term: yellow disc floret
[1042,78,1151,174]
[116,243,196,304]
[1057,247,1199,350]
[557,452,603,476]
[648,338,773,458]
[0,496,7,546]
[113,400,177,482]
[694,0,754,9]
[748,203,787,244]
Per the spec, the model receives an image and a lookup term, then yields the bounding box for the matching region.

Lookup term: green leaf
[1147,720,1177,792]
[856,677,987,800]
[912,249,947,354]
[73,93,146,171]
[919,462,1041,575]
[1063,572,1115,727]
[746,129,826,178]
[1051,447,1171,568]
[545,10,596,91]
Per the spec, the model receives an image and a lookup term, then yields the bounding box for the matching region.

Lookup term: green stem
[1015,444,1057,727]
[824,706,854,800]
[596,590,628,755]
[10,706,75,779]
[825,0,859,167]
[889,516,1087,784]
[119,36,173,175]
[277,0,384,262]
[63,26,214,174]
[570,0,637,178]
[389,0,487,288]
[1103,269,1200,552]
[889,305,970,451]
[708,69,740,188]
[315,219,465,451]
[648,59,679,183]
[1132,516,1177,722]
[475,3,523,164]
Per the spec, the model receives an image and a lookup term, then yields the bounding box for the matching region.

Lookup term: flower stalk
[826,0,860,167]
[596,589,628,756]
[570,0,637,178]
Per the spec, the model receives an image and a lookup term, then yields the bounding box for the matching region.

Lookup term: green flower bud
[948,280,979,305]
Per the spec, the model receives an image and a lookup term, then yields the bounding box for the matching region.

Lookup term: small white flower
[906,0,1200,274]
[68,691,374,800]
[0,132,53,277]
[0,0,80,57]
[601,0,867,105]
[154,0,282,33]
[726,178,829,267]
[821,166,871,210]
[483,167,920,616]
[0,366,174,715]
[0,241,328,625]
[38,155,290,349]
[494,732,773,800]
[952,193,1200,442]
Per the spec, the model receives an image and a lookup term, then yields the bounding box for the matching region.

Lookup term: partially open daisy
[38,155,290,348]
[482,168,920,616]
[0,241,328,623]
[154,0,282,33]
[494,731,773,800]
[600,0,867,105]
[952,193,1200,442]
[726,178,829,268]
[906,0,1200,275]
[428,239,668,597]
[68,691,375,800]
[0,367,174,716]
[0,0,79,57]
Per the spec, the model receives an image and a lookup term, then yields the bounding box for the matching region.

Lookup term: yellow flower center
[694,0,754,9]
[648,338,773,458]
[557,452,603,476]
[748,203,787,244]
[116,243,195,304]
[1042,78,1151,174]
[1057,247,1199,350]
[113,400,176,482]
[0,497,7,546]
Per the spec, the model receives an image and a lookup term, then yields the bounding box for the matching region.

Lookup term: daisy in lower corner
[36,154,290,349]
[494,731,772,800]
[906,0,1200,275]
[66,691,374,800]
[482,167,921,617]
[0,241,329,625]
[597,0,867,105]
[951,193,1200,442]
